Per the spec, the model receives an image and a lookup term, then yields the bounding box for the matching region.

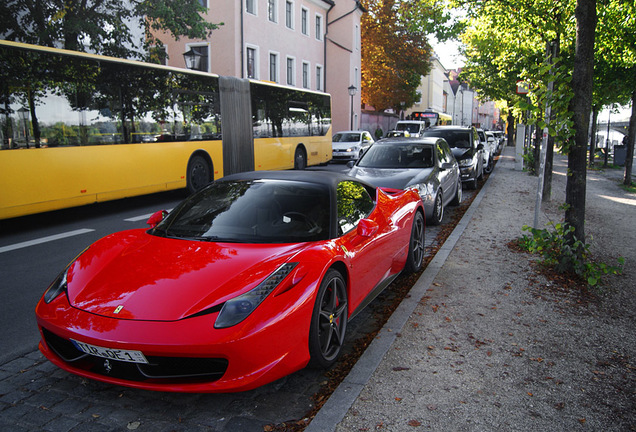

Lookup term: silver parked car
[348,137,462,225]
[331,130,375,161]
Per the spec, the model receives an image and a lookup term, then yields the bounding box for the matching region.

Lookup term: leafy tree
[457,0,635,272]
[360,0,438,112]
[0,0,221,61]
[457,0,577,203]
[594,0,636,184]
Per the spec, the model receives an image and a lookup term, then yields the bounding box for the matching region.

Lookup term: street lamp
[18,107,30,149]
[183,47,202,71]
[348,85,357,130]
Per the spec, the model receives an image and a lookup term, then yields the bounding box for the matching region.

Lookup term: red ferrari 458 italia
[35,170,425,392]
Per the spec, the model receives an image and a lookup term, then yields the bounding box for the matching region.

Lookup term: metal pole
[350,93,354,130]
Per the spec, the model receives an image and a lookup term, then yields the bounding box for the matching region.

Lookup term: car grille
[42,327,228,383]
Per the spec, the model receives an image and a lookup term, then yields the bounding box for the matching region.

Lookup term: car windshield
[357,144,434,169]
[421,130,471,148]
[151,179,330,243]
[333,133,361,143]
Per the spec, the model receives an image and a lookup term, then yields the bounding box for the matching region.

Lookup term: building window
[247,47,257,79]
[268,0,277,22]
[301,8,308,35]
[315,14,323,40]
[270,53,279,83]
[316,65,323,91]
[286,57,295,85]
[285,1,294,29]
[302,62,310,89]
[246,0,256,14]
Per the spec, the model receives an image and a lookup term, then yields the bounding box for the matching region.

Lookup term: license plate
[71,339,148,364]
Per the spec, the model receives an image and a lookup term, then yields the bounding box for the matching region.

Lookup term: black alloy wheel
[431,192,444,225]
[404,211,425,273]
[308,269,348,368]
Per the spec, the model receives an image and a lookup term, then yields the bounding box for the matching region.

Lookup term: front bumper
[35,286,316,393]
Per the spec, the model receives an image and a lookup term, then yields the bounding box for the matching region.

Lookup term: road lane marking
[0,229,95,254]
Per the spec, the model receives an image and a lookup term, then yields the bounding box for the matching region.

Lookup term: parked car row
[336,125,505,227]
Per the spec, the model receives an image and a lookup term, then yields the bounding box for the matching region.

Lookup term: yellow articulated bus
[410,110,452,126]
[0,40,332,220]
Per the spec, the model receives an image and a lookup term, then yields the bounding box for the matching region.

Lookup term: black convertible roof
[219,170,376,191]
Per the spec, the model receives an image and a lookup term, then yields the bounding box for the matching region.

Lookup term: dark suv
[420,126,484,189]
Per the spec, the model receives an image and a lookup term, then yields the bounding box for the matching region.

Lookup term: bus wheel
[186,155,211,194]
[294,147,307,170]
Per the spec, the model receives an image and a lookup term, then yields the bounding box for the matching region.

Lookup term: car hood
[65,230,306,321]
[450,147,473,160]
[349,166,433,189]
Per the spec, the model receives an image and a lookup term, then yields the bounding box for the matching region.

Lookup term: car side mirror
[346,160,355,168]
[147,210,168,227]
[441,162,454,170]
[357,218,379,237]
[477,143,484,150]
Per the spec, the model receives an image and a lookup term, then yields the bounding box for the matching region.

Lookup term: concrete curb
[306,159,497,432]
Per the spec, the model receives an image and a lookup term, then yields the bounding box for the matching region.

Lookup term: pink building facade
[155,0,363,134]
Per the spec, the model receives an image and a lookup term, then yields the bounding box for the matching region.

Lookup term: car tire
[484,158,493,174]
[186,155,211,194]
[430,192,443,225]
[450,180,462,206]
[294,146,307,170]
[468,176,478,190]
[404,211,425,273]
[308,269,348,369]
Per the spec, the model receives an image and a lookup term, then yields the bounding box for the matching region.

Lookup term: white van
[394,120,429,137]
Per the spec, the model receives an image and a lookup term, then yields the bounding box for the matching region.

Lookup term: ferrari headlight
[458,158,472,167]
[214,262,298,329]
[43,269,68,304]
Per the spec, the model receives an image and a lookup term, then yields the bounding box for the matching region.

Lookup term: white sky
[431,38,465,70]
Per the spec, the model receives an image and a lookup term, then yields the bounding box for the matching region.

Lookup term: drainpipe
[324,3,335,91]
[240,0,244,78]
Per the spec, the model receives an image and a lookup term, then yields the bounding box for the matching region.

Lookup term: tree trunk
[589,107,598,167]
[565,0,597,248]
[625,89,636,185]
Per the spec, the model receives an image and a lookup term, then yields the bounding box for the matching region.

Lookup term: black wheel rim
[317,276,347,361]
[411,215,425,267]
[435,194,443,223]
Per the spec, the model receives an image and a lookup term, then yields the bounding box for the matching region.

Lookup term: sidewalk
[308,146,636,431]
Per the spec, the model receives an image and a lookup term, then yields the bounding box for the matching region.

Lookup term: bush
[519,223,624,287]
